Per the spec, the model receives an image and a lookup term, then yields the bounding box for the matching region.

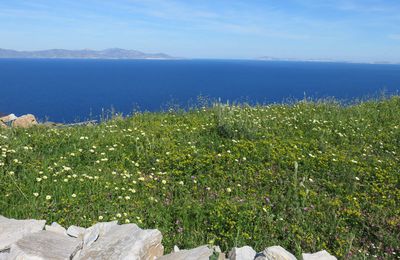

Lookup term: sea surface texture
[1,59,399,122]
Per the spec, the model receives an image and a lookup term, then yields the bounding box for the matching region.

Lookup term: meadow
[1,97,399,259]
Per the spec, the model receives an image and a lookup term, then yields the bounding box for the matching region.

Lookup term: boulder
[0,114,17,124]
[255,246,297,260]
[8,230,82,260]
[302,250,337,260]
[0,249,10,260]
[67,225,86,238]
[12,114,38,128]
[0,215,46,251]
[45,222,67,235]
[228,246,257,260]
[78,223,163,260]
[158,245,213,260]
[83,221,118,247]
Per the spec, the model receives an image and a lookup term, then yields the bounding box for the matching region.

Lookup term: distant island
[0,48,175,60]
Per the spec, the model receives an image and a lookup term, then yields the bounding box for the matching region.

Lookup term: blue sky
[0,0,399,61]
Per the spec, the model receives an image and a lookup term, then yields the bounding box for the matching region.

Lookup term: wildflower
[46,195,52,200]
[178,181,184,185]
[162,180,167,184]
[8,171,14,176]
[33,192,39,197]
[125,219,130,223]
[98,216,104,220]
[226,188,232,193]
[125,196,131,200]
[116,213,122,218]
[355,177,360,181]
[71,193,77,198]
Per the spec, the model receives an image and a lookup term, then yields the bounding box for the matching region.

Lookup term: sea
[1,59,399,123]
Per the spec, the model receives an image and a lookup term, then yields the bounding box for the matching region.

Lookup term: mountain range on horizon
[0,48,175,60]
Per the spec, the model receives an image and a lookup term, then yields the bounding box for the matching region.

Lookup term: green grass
[1,97,400,259]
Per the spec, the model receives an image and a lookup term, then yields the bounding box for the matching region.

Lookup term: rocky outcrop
[8,230,82,260]
[229,246,257,260]
[11,114,38,128]
[302,250,337,260]
[0,216,46,251]
[0,215,338,260]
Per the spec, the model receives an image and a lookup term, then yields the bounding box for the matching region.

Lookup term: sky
[0,0,400,62]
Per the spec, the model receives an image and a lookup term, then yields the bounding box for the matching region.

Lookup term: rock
[0,114,17,123]
[173,245,180,252]
[78,223,163,260]
[0,249,10,260]
[0,215,46,251]
[0,121,7,128]
[12,114,38,128]
[255,246,297,260]
[45,222,67,235]
[302,250,337,260]
[83,221,118,247]
[158,245,213,260]
[228,246,257,260]
[67,225,86,238]
[8,230,82,260]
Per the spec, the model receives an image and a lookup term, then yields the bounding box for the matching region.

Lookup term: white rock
[8,230,82,260]
[0,215,46,251]
[45,222,67,235]
[158,245,213,260]
[302,250,337,260]
[78,223,163,260]
[83,221,118,247]
[0,249,10,260]
[255,246,297,260]
[173,245,180,252]
[67,225,86,238]
[228,246,257,260]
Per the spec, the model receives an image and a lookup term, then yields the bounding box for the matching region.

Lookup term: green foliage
[1,97,400,259]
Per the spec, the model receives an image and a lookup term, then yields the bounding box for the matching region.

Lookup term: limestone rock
[0,114,17,124]
[78,223,163,260]
[0,122,7,128]
[12,114,38,128]
[83,221,118,247]
[67,225,86,238]
[0,215,46,251]
[228,246,257,260]
[8,230,82,260]
[302,250,337,260]
[158,245,213,260]
[45,222,67,235]
[0,249,10,260]
[255,246,297,260]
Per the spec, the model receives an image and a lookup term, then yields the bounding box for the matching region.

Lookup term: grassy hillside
[1,97,399,258]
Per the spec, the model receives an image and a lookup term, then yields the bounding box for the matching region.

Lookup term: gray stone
[45,222,67,235]
[78,223,163,260]
[228,246,257,260]
[67,225,86,238]
[8,230,82,260]
[302,250,337,260]
[0,249,10,260]
[83,221,118,247]
[255,246,297,260]
[158,245,213,260]
[0,215,46,251]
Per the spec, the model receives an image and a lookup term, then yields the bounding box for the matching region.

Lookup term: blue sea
[1,59,400,123]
